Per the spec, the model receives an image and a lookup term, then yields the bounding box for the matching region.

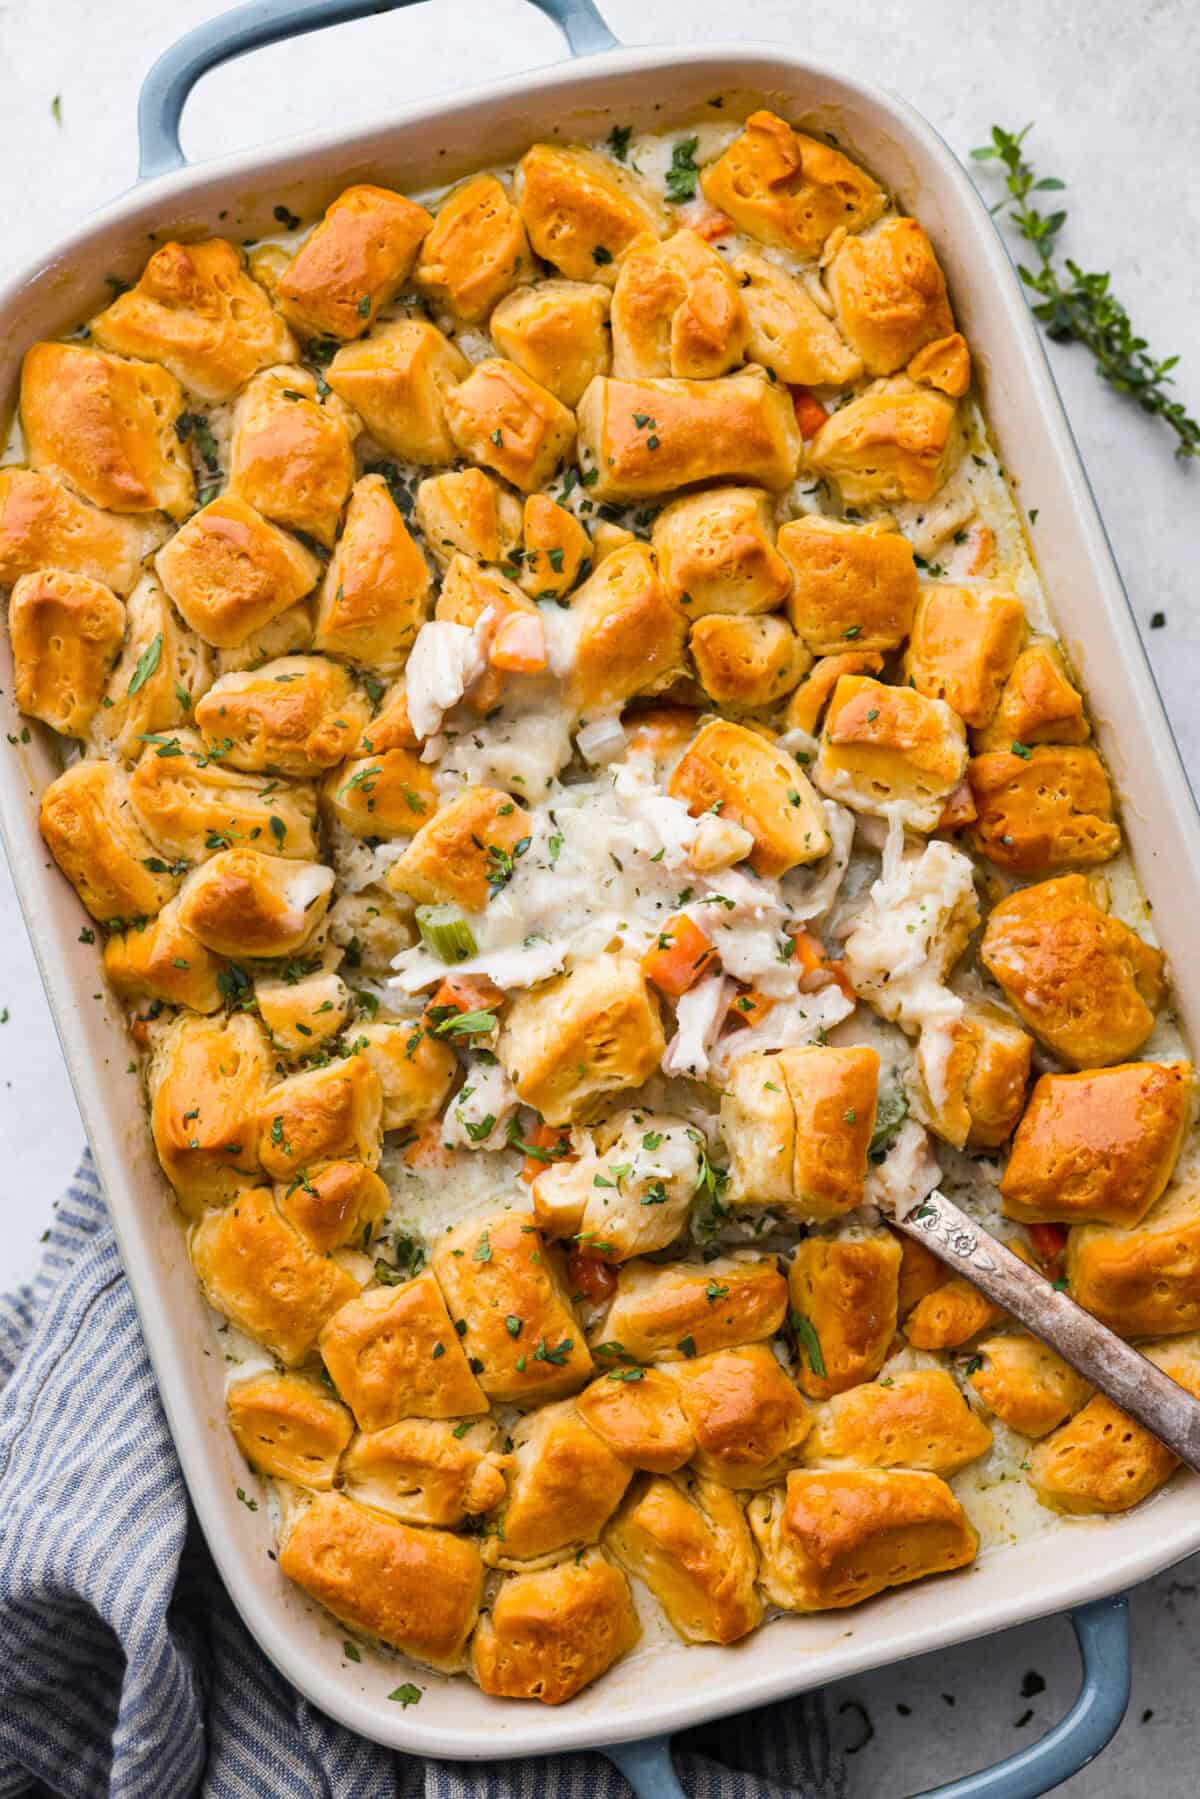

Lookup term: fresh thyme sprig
[971,124,1199,459]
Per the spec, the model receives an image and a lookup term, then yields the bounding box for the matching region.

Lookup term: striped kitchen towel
[0,1154,846,1799]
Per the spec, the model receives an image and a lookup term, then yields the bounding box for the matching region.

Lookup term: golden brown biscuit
[177,849,333,958]
[980,874,1165,1067]
[894,1230,945,1320]
[488,1398,633,1566]
[226,1371,353,1490]
[689,614,811,712]
[414,174,533,322]
[432,1211,594,1405]
[807,377,960,507]
[356,1019,457,1132]
[104,897,226,1015]
[969,747,1121,873]
[594,1256,788,1365]
[907,332,971,397]
[804,1368,991,1476]
[663,1344,811,1487]
[276,1157,389,1253]
[576,370,801,501]
[128,731,319,865]
[314,474,431,669]
[969,1334,1092,1438]
[40,759,180,924]
[319,1270,489,1429]
[515,144,665,283]
[227,366,356,547]
[0,467,153,594]
[387,785,532,912]
[341,1417,506,1525]
[567,542,686,712]
[531,1113,697,1262]
[652,485,792,619]
[89,573,211,761]
[519,493,592,601]
[498,954,664,1125]
[91,238,296,402]
[748,1468,977,1610]
[413,467,523,572]
[1029,1336,1200,1514]
[1000,1061,1191,1228]
[826,218,955,376]
[195,656,368,776]
[904,585,1026,729]
[279,1491,483,1671]
[778,516,919,654]
[156,497,321,650]
[258,1055,382,1181]
[575,1368,695,1472]
[322,747,435,838]
[784,650,885,735]
[816,674,968,831]
[325,320,469,464]
[191,1186,359,1364]
[788,1229,902,1398]
[723,1046,879,1221]
[148,1012,270,1209]
[20,341,193,519]
[669,718,830,877]
[912,1003,1032,1152]
[904,1274,1004,1351]
[277,184,432,339]
[700,112,885,255]
[1067,1186,1200,1338]
[10,569,125,737]
[730,247,863,386]
[490,279,612,408]
[607,1473,762,1644]
[444,358,576,494]
[473,1551,640,1704]
[975,638,1089,750]
[610,229,749,380]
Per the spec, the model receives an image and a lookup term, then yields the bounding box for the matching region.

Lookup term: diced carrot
[641,913,718,997]
[967,524,996,577]
[789,929,856,1002]
[1028,1222,1068,1276]
[791,930,825,980]
[690,206,736,241]
[824,958,856,1003]
[937,779,977,832]
[791,386,830,440]
[489,610,547,673]
[402,1119,455,1170]
[728,986,774,1029]
[567,1251,619,1302]
[520,1121,575,1184]
[425,974,505,1021]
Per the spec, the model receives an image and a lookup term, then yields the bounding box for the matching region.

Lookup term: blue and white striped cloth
[0,1155,845,1799]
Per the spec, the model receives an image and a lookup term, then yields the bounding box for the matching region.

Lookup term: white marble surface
[0,0,1198,1789]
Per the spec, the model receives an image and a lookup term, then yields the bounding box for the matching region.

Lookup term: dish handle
[136,0,621,181]
[602,1594,1130,1799]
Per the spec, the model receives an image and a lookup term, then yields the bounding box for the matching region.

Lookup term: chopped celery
[415,904,478,964]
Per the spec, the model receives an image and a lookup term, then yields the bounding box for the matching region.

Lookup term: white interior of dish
[1,42,1198,1759]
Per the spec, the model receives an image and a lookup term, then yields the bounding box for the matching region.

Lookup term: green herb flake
[665,136,701,204]
[126,632,163,698]
[790,1311,827,1377]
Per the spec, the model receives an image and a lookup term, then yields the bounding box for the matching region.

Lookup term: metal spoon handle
[897,1189,1200,1474]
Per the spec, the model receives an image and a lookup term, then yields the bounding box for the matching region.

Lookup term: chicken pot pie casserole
[6,109,1198,1707]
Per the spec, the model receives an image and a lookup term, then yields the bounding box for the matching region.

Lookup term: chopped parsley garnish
[665,136,701,203]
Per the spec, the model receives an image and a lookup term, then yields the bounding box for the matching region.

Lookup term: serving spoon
[888,1183,1200,1474]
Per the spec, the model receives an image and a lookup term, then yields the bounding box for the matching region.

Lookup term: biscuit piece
[815,674,967,832]
[191,1186,359,1364]
[907,332,971,397]
[788,1229,902,1398]
[432,1211,594,1405]
[1000,1062,1191,1228]
[669,719,830,877]
[196,656,368,776]
[912,1004,1032,1152]
[748,1468,977,1611]
[904,1274,1003,1351]
[277,184,432,339]
[826,218,955,376]
[276,1158,389,1254]
[314,474,431,670]
[785,652,885,735]
[778,516,919,654]
[593,1257,788,1365]
[969,747,1121,874]
[91,239,296,402]
[895,1230,945,1320]
[575,1369,695,1472]
[723,1046,879,1221]
[318,1270,489,1430]
[473,1551,640,1704]
[980,874,1164,1067]
[807,377,960,507]
[148,1011,270,1209]
[414,174,533,322]
[515,144,665,283]
[90,573,212,761]
[128,731,319,865]
[10,569,125,737]
[519,494,592,601]
[177,850,333,957]
[489,279,612,408]
[730,247,863,386]
[341,1418,506,1525]
[226,1371,353,1490]
[0,467,153,594]
[804,1368,991,1476]
[279,1491,483,1671]
[611,229,749,380]
[663,1344,811,1488]
[606,1474,763,1644]
[904,585,1026,729]
[690,614,811,712]
[976,638,1089,751]
[488,1399,633,1567]
[157,497,320,649]
[444,358,576,494]
[258,1055,382,1181]
[414,468,523,572]
[1067,1186,1200,1338]
[498,954,664,1125]
[104,897,226,1015]
[20,341,193,519]
[325,320,469,464]
[652,485,793,618]
[969,1334,1091,1439]
[227,366,356,546]
[322,746,436,838]
[576,370,801,501]
[701,112,885,255]
[531,1113,698,1262]
[40,759,180,924]
[567,543,687,712]
[356,1020,458,1132]
[387,785,532,913]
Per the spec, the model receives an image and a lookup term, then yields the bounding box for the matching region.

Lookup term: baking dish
[0,0,1193,1790]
